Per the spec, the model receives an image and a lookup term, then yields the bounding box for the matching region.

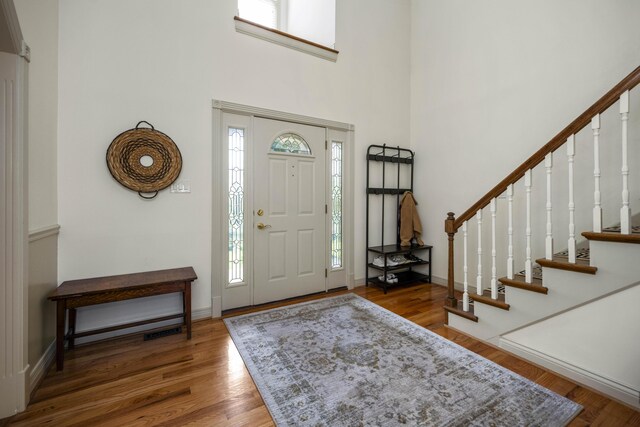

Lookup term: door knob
[257,222,272,230]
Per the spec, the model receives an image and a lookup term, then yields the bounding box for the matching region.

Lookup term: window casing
[236,0,337,61]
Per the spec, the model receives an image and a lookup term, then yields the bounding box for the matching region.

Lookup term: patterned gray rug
[224,294,582,426]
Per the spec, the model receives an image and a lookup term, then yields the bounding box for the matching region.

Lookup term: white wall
[411,0,640,283]
[26,234,57,373]
[14,0,58,230]
[288,0,335,48]
[57,0,410,331]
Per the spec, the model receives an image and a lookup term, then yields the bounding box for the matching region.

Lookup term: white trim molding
[212,100,355,314]
[28,340,55,395]
[212,100,353,132]
[193,306,213,321]
[0,0,24,55]
[0,48,29,417]
[500,337,640,410]
[234,16,338,62]
[76,306,214,345]
[28,224,60,243]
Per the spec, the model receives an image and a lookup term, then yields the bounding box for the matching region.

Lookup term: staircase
[446,227,640,341]
[442,66,640,407]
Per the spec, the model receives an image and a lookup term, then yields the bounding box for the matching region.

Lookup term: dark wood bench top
[49,267,197,300]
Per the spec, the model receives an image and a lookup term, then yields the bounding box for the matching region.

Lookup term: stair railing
[445,65,640,311]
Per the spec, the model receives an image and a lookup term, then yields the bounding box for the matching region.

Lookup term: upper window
[271,133,311,155]
[236,0,337,61]
[238,0,282,30]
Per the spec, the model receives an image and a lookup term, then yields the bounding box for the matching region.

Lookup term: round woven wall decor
[106,121,182,199]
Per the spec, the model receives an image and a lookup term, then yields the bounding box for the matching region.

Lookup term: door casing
[211,100,355,315]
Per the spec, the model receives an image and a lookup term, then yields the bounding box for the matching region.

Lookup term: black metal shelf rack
[366,144,432,293]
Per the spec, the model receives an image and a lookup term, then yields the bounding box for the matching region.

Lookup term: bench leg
[56,301,66,371]
[184,282,192,339]
[68,308,77,349]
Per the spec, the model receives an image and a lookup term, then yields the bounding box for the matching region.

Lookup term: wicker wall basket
[106,121,182,199]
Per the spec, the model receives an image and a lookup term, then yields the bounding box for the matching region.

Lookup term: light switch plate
[171,180,191,193]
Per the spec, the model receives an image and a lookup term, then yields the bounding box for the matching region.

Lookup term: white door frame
[211,100,355,316]
[0,0,30,416]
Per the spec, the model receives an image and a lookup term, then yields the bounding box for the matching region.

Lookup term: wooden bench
[48,266,197,370]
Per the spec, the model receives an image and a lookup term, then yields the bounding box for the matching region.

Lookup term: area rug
[224,294,582,426]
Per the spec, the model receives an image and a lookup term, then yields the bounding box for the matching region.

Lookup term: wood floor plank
[536,372,580,397]
[4,282,638,426]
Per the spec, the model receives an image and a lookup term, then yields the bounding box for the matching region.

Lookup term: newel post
[445,212,458,308]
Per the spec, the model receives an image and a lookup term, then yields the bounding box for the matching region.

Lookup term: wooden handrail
[444,65,640,311]
[452,65,640,232]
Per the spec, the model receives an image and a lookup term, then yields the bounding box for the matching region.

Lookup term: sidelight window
[228,127,245,284]
[331,141,343,268]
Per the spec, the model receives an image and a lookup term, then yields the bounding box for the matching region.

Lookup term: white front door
[252,117,326,304]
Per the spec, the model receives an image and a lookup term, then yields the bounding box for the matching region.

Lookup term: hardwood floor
[5,283,639,426]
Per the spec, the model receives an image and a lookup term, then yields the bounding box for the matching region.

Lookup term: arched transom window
[270,132,311,155]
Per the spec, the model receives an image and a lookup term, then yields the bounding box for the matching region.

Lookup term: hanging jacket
[400,191,424,247]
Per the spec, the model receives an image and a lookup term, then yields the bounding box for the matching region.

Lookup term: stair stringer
[499,283,640,410]
[448,289,548,342]
[448,240,640,342]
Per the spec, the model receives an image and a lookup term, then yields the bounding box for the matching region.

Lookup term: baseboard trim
[430,275,448,287]
[28,224,60,242]
[29,340,55,395]
[211,296,222,318]
[0,365,28,417]
[500,337,640,410]
[347,273,355,290]
[193,306,212,321]
[76,306,214,345]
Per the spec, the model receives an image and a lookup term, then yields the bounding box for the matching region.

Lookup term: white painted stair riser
[587,240,640,283]
[449,241,640,341]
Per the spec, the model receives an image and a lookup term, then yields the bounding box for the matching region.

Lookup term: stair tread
[444,301,478,323]
[536,256,597,275]
[583,229,640,244]
[499,275,548,294]
[469,289,510,310]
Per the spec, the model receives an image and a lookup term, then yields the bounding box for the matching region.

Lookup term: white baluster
[463,221,469,312]
[620,91,631,234]
[545,153,553,259]
[525,170,533,283]
[507,184,514,280]
[477,209,483,296]
[567,135,576,263]
[592,114,602,232]
[490,198,497,299]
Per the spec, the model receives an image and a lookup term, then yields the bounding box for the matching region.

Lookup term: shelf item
[367,244,430,255]
[368,271,430,288]
[365,144,432,293]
